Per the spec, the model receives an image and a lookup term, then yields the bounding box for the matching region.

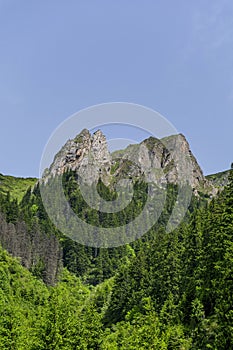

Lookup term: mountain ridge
[0,130,230,203]
[44,129,219,197]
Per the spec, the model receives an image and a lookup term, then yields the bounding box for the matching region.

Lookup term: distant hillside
[0,173,37,201]
[206,169,231,189]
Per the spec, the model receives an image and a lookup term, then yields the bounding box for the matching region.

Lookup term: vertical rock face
[161,134,206,188]
[45,129,112,185]
[44,129,217,195]
[111,133,216,194]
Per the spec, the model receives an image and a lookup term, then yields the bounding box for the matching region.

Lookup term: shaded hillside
[0,192,62,285]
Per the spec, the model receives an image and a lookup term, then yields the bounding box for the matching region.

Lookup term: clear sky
[0,0,233,177]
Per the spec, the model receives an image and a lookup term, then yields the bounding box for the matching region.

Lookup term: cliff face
[46,129,216,195]
[46,129,111,185]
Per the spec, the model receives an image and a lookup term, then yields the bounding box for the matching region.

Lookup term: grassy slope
[0,173,37,202]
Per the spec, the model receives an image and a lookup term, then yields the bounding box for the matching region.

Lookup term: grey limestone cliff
[44,129,217,196]
[45,129,112,185]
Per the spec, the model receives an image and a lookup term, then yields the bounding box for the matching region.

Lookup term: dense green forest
[0,169,233,349]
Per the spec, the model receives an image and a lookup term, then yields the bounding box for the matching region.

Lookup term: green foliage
[102,298,191,349]
[102,170,233,349]
[0,192,19,223]
[0,173,37,202]
[0,248,102,349]
[110,160,120,174]
[0,246,49,349]
[0,169,233,348]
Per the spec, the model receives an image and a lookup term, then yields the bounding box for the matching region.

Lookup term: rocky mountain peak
[111,133,217,195]
[44,129,112,184]
[44,129,217,196]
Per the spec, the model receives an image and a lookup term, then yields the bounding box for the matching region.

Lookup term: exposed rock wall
[45,129,112,185]
[44,129,217,195]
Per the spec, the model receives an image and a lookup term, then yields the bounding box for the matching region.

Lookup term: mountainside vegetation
[206,169,231,189]
[0,173,37,202]
[0,155,232,348]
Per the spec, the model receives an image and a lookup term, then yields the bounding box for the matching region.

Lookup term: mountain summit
[44,129,112,184]
[44,129,217,195]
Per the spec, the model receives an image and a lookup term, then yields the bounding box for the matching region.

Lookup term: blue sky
[0,0,233,177]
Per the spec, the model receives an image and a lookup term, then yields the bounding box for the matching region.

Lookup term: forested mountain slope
[102,168,233,349]
[0,130,232,348]
[0,169,232,348]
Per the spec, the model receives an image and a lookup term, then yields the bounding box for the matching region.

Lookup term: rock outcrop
[44,129,112,185]
[44,129,217,195]
[112,134,216,195]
